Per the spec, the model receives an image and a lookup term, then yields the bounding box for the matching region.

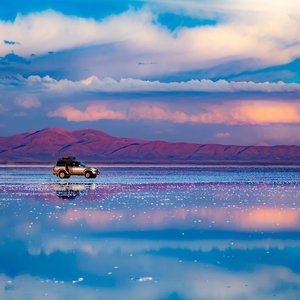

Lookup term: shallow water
[0,166,299,300]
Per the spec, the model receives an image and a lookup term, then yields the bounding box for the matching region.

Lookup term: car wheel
[85,172,92,179]
[59,171,67,179]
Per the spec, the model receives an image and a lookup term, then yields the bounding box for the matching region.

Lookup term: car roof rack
[59,156,76,161]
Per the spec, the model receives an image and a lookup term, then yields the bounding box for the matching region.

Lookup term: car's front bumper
[91,169,100,175]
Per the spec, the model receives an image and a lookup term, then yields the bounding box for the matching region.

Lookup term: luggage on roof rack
[59,156,76,161]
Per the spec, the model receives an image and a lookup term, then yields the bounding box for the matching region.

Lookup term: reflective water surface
[0,166,300,300]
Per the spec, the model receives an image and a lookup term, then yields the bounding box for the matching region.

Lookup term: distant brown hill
[0,128,299,164]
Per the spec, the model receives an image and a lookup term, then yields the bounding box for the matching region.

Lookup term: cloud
[48,103,126,121]
[1,72,299,145]
[49,101,300,125]
[216,132,231,139]
[0,5,300,77]
[220,101,300,125]
[132,101,300,125]
[0,9,160,56]
[15,74,300,93]
[146,0,300,17]
[15,96,40,108]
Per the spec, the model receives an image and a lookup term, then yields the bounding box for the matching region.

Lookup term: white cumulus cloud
[0,3,299,76]
[21,74,300,93]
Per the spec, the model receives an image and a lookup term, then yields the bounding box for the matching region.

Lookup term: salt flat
[0,167,299,299]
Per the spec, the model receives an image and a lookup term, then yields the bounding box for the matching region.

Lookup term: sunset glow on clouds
[49,104,127,122]
[0,0,299,144]
[49,101,300,125]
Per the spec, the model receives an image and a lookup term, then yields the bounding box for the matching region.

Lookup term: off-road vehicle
[53,156,99,179]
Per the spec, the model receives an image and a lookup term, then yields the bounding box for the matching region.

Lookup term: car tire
[59,171,68,179]
[85,171,92,179]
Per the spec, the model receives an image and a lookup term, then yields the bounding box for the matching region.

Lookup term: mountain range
[0,128,299,164]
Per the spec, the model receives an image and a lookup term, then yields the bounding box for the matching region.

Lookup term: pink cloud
[49,101,300,125]
[129,105,190,123]
[15,97,40,109]
[48,104,126,121]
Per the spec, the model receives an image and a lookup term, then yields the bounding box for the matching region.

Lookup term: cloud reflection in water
[0,167,300,299]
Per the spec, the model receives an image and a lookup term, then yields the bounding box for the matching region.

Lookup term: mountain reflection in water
[0,166,299,299]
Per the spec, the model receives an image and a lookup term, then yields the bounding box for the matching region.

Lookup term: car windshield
[79,162,86,168]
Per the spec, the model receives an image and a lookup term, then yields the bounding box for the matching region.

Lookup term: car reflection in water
[54,182,97,200]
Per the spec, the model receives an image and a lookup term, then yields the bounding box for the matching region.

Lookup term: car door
[72,162,85,175]
[65,162,74,174]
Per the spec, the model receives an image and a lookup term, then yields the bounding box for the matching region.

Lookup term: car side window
[56,161,65,166]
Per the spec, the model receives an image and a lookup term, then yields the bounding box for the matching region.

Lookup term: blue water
[0,166,299,299]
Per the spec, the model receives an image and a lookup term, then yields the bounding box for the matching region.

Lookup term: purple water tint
[0,166,299,299]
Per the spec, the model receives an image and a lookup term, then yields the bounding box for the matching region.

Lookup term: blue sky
[0,0,300,145]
